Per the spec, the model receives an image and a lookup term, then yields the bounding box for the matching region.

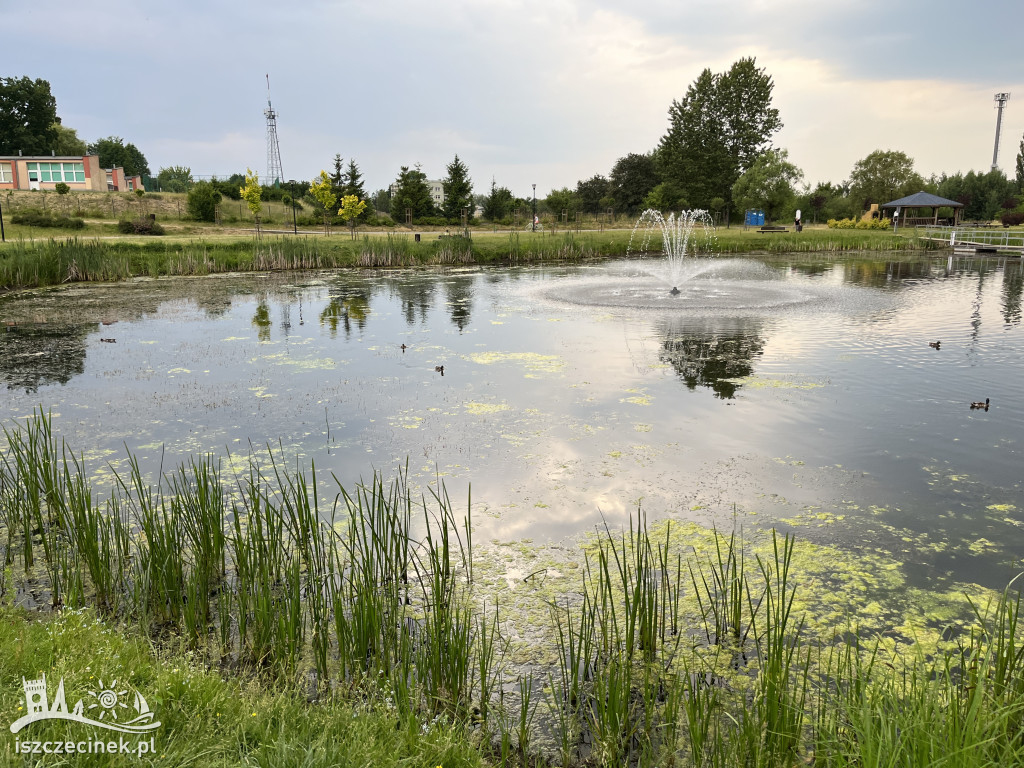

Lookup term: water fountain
[540,208,878,316]
[628,208,717,292]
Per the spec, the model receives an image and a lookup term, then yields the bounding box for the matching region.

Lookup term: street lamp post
[289,180,298,235]
[531,183,536,232]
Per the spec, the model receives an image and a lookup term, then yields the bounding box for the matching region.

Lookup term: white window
[0,163,11,183]
[26,161,85,183]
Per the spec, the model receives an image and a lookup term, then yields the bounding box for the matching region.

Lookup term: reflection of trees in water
[386,279,437,326]
[442,275,474,332]
[840,259,936,288]
[1002,263,1022,326]
[657,319,765,399]
[252,300,272,341]
[320,289,371,339]
[0,324,90,393]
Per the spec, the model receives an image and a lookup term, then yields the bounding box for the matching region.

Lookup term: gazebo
[880,191,964,227]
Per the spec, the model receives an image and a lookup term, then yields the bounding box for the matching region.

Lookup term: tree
[576,175,611,214]
[481,179,514,221]
[157,166,194,193]
[329,154,345,203]
[338,194,367,239]
[936,169,1016,221]
[847,150,923,210]
[1015,133,1024,193]
[545,187,579,220]
[186,181,221,222]
[718,59,783,178]
[371,188,391,215]
[52,124,86,156]
[342,159,367,200]
[658,58,781,211]
[389,164,435,223]
[441,154,474,221]
[610,153,659,215]
[0,77,59,156]
[643,182,688,212]
[731,149,804,222]
[88,136,150,176]
[309,170,337,233]
[240,168,263,234]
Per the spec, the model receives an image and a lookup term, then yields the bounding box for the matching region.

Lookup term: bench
[757,226,788,233]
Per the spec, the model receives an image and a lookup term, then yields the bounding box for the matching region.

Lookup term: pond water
[2,253,1022,592]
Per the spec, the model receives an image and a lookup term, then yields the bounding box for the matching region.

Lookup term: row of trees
[8,73,1024,227]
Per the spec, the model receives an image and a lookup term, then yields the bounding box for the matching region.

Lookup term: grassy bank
[0,606,487,767]
[3,412,1024,766]
[0,226,934,291]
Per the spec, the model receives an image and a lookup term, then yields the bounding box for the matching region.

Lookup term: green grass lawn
[0,605,489,768]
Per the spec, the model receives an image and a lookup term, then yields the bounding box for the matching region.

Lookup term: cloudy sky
[9,0,1024,197]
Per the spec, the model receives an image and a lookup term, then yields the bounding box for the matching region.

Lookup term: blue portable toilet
[744,209,765,227]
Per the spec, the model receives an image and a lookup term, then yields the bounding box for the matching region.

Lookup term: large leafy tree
[610,153,659,215]
[658,58,781,212]
[937,169,1016,221]
[441,154,474,221]
[576,174,612,214]
[157,165,194,193]
[731,148,804,222]
[52,124,86,155]
[88,136,150,176]
[847,150,923,209]
[0,77,59,155]
[545,187,579,219]
[718,59,783,177]
[390,164,435,222]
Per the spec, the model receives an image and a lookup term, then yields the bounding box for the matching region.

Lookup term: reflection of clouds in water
[3,260,1024,588]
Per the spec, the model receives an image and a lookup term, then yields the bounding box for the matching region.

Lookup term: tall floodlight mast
[265,74,284,186]
[991,92,1010,171]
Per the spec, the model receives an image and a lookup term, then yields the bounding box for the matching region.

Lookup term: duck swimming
[929,341,940,349]
[970,398,990,410]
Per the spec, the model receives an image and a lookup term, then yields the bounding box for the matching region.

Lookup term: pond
[1,253,1022,593]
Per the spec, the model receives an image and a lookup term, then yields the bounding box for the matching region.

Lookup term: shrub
[54,182,70,195]
[187,181,222,222]
[827,217,892,230]
[117,218,165,235]
[1000,211,1024,227]
[11,208,85,229]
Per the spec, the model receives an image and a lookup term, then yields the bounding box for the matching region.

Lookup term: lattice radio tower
[991,92,1010,171]
[264,74,284,186]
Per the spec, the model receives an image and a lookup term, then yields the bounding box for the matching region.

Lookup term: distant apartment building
[0,153,143,192]
[389,179,445,210]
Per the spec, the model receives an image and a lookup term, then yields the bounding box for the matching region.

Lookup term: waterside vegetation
[0,227,937,291]
[2,412,1024,766]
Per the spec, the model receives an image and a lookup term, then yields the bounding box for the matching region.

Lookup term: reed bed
[1,228,938,290]
[2,412,1023,767]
